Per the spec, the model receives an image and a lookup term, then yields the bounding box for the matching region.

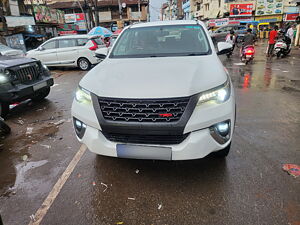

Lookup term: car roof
[50,35,98,40]
[129,20,204,28]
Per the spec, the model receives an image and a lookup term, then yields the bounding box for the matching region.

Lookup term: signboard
[59,30,78,35]
[76,13,85,22]
[5,16,35,27]
[76,21,86,31]
[230,4,253,17]
[284,6,299,13]
[33,5,65,24]
[255,15,283,22]
[208,18,229,27]
[65,14,76,23]
[284,13,299,21]
[255,0,284,16]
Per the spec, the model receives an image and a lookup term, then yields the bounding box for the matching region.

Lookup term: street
[0,40,299,225]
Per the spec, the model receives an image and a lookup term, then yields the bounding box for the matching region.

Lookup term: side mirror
[37,46,44,51]
[217,42,233,55]
[95,47,108,59]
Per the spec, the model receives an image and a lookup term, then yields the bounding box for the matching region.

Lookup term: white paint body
[71,20,236,160]
[26,35,104,68]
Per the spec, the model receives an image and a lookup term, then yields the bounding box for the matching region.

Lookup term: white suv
[26,35,106,70]
[72,20,235,160]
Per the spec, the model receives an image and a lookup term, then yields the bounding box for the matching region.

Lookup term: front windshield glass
[110,25,211,58]
[0,44,11,51]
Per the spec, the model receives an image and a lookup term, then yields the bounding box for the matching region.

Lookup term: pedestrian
[286,24,295,45]
[225,30,236,49]
[267,25,278,57]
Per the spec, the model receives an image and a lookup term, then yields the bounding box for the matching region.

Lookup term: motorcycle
[240,45,255,64]
[0,116,10,136]
[274,38,291,58]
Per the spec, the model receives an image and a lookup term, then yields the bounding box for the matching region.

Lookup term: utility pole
[117,0,122,20]
[138,0,141,22]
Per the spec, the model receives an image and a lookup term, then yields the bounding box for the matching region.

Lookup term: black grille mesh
[98,97,190,123]
[103,132,189,145]
[12,64,40,84]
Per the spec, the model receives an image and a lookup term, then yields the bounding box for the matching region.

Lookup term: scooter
[274,38,291,58]
[240,45,255,64]
[0,116,10,136]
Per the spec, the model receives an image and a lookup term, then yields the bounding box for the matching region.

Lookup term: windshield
[110,25,211,58]
[0,44,12,51]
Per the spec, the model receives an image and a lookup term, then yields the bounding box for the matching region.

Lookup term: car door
[35,40,58,66]
[56,39,78,66]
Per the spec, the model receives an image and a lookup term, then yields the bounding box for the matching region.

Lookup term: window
[77,38,89,46]
[42,41,56,50]
[218,0,221,7]
[58,39,76,48]
[196,3,201,11]
[110,25,211,58]
[91,37,104,46]
[131,6,139,12]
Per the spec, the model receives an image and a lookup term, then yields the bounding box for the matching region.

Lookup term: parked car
[72,20,235,160]
[211,24,247,43]
[26,35,106,70]
[0,44,24,58]
[0,55,53,117]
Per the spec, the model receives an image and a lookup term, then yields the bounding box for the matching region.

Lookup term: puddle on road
[0,101,64,197]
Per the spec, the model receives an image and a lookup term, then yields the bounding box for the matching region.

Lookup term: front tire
[213,142,231,158]
[78,58,91,71]
[31,87,50,102]
[0,102,9,118]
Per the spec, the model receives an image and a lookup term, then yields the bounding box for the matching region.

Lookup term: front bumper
[78,124,231,160]
[0,77,54,103]
[71,91,235,160]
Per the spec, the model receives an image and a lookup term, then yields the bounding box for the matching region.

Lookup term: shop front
[255,15,283,38]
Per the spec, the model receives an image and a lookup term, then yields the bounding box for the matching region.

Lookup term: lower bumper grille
[11,63,41,84]
[103,132,189,145]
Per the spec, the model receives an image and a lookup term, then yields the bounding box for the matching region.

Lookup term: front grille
[11,64,40,84]
[103,132,189,145]
[98,97,190,123]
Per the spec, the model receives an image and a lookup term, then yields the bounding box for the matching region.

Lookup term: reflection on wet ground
[224,41,300,92]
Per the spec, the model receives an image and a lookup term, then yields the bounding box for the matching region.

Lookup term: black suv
[0,55,54,117]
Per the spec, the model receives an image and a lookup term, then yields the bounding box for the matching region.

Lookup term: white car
[0,44,24,57]
[26,35,106,70]
[72,20,235,160]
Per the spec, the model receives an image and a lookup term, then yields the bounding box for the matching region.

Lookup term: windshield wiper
[185,53,207,56]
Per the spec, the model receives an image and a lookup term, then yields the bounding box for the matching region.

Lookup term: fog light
[216,122,229,136]
[210,120,231,144]
[73,118,86,139]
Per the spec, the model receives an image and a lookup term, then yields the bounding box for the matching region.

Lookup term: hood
[80,55,227,99]
[1,49,24,57]
[0,56,38,68]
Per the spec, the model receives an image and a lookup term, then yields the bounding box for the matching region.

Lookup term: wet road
[0,41,299,225]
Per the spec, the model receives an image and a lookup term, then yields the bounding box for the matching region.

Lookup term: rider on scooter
[241,29,256,55]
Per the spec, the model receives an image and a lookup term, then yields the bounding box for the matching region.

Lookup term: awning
[23,34,46,38]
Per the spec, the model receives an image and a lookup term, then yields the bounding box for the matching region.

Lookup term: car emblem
[159,113,173,118]
[27,74,33,80]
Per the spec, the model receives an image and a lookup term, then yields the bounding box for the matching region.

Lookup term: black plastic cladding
[92,94,199,136]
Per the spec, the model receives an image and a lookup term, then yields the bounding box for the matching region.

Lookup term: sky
[149,0,166,21]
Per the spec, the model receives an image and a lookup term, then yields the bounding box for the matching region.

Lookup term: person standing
[267,25,278,57]
[286,24,295,45]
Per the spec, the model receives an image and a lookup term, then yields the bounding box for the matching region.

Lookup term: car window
[91,37,104,45]
[77,38,89,46]
[237,26,246,30]
[58,39,76,48]
[42,41,56,50]
[0,44,12,51]
[111,25,211,58]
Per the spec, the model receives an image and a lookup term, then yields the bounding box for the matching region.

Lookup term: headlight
[75,86,92,104]
[197,79,231,105]
[42,64,49,71]
[0,73,9,84]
